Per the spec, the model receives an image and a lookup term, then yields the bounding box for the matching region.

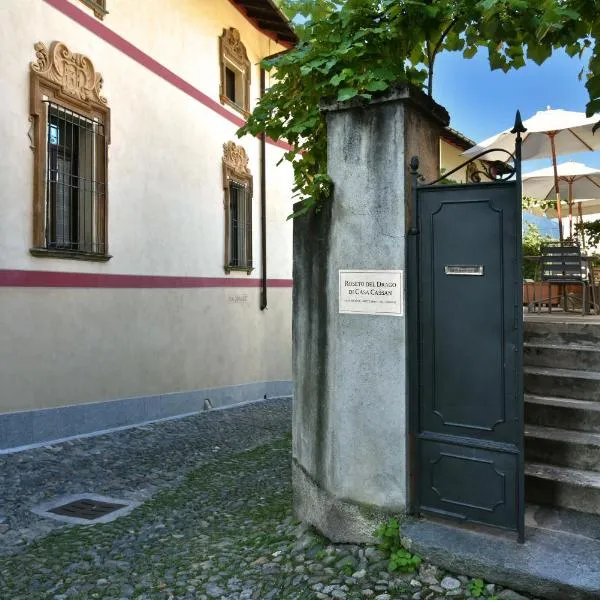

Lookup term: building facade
[440,127,485,183]
[0,0,296,449]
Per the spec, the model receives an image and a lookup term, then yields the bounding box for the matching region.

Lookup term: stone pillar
[292,85,449,542]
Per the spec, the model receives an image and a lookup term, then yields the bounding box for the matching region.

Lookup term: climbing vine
[576,219,600,248]
[239,1,599,216]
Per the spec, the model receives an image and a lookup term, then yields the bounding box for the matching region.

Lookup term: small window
[225,67,236,102]
[45,103,106,253]
[78,0,108,20]
[224,64,247,109]
[219,28,250,114]
[223,142,253,273]
[30,41,110,260]
[228,181,252,270]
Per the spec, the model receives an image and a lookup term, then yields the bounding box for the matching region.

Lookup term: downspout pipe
[260,66,267,310]
[258,48,293,311]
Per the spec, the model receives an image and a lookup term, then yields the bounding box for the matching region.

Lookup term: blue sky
[433,48,598,173]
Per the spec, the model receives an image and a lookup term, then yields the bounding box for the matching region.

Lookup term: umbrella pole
[549,133,564,241]
[579,202,585,247]
[568,180,573,240]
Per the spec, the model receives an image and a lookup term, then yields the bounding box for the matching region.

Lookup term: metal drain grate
[33,493,140,525]
[48,498,126,521]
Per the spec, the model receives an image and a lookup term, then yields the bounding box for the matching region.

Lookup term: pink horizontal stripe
[0,270,293,289]
[43,0,293,152]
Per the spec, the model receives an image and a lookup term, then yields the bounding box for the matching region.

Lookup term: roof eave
[441,126,477,151]
[229,0,298,48]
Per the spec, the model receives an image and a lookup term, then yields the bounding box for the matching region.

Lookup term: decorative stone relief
[30,41,107,106]
[223,141,251,177]
[78,0,108,20]
[221,28,249,68]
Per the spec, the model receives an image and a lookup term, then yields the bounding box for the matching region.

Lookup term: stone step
[525,394,600,434]
[525,462,600,516]
[524,320,600,347]
[524,366,600,401]
[524,342,600,371]
[525,425,600,472]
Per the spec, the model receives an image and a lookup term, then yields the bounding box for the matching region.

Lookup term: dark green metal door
[409,177,524,540]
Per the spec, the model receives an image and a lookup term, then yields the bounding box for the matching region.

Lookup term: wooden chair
[536,242,596,315]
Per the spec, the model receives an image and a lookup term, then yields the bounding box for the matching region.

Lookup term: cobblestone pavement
[0,398,538,600]
[0,398,292,556]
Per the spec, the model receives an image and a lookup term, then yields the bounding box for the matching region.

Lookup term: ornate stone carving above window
[30,41,111,261]
[77,0,108,20]
[223,141,251,178]
[223,142,253,274]
[31,42,107,108]
[219,28,251,114]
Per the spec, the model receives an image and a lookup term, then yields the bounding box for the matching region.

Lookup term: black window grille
[45,101,106,255]
[229,180,252,269]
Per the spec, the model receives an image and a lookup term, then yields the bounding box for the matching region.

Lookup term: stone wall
[292,86,449,542]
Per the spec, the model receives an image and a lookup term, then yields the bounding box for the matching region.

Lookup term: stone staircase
[524,319,600,515]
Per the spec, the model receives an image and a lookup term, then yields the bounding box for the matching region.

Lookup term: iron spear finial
[511,110,527,135]
[512,110,525,185]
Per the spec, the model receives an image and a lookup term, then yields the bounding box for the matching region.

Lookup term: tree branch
[427,16,460,96]
[426,39,433,96]
[432,17,460,60]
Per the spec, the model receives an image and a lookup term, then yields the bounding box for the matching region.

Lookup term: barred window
[30,41,110,261]
[223,142,253,274]
[228,181,252,270]
[45,102,107,254]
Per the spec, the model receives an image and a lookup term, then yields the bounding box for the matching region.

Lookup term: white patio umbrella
[571,198,600,217]
[523,161,600,238]
[464,108,600,240]
[542,197,600,247]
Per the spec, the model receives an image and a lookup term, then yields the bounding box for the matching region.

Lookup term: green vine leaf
[364,80,390,92]
[337,87,359,101]
[238,0,600,218]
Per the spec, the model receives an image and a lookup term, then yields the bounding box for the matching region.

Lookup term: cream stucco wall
[65,0,285,98]
[440,138,489,183]
[0,0,293,277]
[440,138,469,182]
[0,0,294,420]
[0,287,292,412]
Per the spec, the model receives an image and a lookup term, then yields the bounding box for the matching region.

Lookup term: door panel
[418,438,518,528]
[412,182,523,538]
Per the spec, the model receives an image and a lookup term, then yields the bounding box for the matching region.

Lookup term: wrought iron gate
[407,113,526,541]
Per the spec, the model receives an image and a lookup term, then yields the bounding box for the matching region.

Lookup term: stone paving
[0,398,292,555]
[0,398,539,599]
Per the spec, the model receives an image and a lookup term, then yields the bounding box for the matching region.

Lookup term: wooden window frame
[29,41,111,261]
[223,142,253,274]
[78,0,108,20]
[219,28,251,115]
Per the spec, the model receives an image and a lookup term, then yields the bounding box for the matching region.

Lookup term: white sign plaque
[339,270,404,316]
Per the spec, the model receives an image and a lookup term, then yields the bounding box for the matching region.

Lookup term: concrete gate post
[292,85,449,542]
